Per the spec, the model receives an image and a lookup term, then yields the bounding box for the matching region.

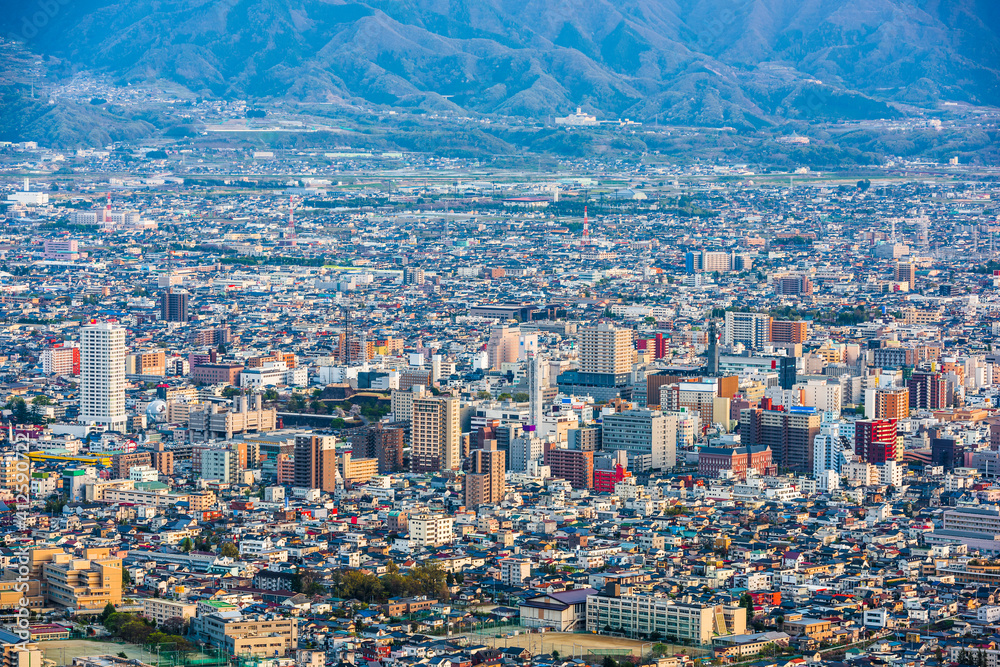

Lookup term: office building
[188,394,276,442]
[724,311,771,350]
[593,450,630,492]
[855,419,897,464]
[160,288,189,322]
[697,445,774,480]
[410,395,460,472]
[601,409,676,471]
[509,430,543,472]
[79,322,127,432]
[465,441,506,508]
[293,434,337,492]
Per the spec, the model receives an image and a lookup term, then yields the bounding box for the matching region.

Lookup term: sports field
[39,640,155,666]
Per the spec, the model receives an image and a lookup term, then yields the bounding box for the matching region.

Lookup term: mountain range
[3,0,1000,128]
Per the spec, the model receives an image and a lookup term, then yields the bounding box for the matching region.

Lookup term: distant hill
[3,0,999,128]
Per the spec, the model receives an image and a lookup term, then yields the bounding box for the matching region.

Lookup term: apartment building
[141,598,197,624]
[410,395,460,472]
[408,514,454,548]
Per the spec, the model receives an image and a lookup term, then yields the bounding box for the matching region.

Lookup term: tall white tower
[79,322,127,432]
[527,352,543,428]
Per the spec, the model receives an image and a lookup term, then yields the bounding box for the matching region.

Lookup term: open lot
[460,630,709,659]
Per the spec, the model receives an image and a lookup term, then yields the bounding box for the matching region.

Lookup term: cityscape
[0,3,1000,667]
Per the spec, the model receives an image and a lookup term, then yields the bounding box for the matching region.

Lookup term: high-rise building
[543,445,594,489]
[79,322,127,432]
[350,423,405,474]
[855,419,897,464]
[292,434,337,492]
[744,406,820,474]
[908,371,948,409]
[402,267,425,285]
[508,429,542,472]
[465,441,505,508]
[774,275,813,296]
[706,321,720,376]
[685,250,732,274]
[410,396,460,472]
[874,387,909,420]
[527,352,543,428]
[579,323,635,375]
[894,261,916,287]
[568,425,602,451]
[160,288,189,322]
[724,311,772,350]
[601,409,676,471]
[486,325,520,370]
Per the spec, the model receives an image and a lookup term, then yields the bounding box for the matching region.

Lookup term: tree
[101,602,116,622]
[602,657,618,667]
[512,392,529,402]
[263,388,279,402]
[551,650,560,661]
[122,568,131,586]
[220,542,239,558]
[475,391,491,400]
[179,537,194,552]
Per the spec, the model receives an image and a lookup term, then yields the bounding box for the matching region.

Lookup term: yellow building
[31,547,122,612]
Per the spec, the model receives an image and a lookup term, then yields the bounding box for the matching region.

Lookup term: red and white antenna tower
[582,205,589,246]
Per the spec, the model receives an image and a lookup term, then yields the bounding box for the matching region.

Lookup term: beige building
[32,547,122,612]
[126,350,166,377]
[465,442,505,508]
[188,394,276,442]
[579,323,635,375]
[586,591,746,644]
[141,598,197,624]
[199,613,298,657]
[390,385,428,422]
[408,513,454,548]
[486,325,521,370]
[103,488,189,507]
[410,396,460,472]
[338,452,378,486]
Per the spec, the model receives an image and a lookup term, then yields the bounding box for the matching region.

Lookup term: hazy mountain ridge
[4,0,999,127]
